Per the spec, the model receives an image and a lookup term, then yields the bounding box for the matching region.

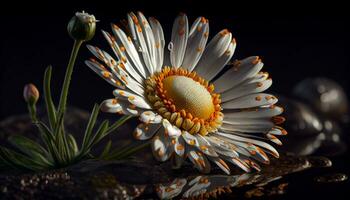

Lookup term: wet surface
[0,153,346,199]
[292,78,349,120]
[1,103,349,199]
[0,153,313,199]
[307,156,333,168]
[314,173,348,183]
[278,97,348,157]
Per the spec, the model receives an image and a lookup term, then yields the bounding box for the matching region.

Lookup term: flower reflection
[156,173,256,199]
[156,178,187,199]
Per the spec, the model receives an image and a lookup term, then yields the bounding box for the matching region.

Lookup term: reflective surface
[292,78,349,120]
[1,76,349,199]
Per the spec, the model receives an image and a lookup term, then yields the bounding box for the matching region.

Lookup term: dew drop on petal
[168,42,174,51]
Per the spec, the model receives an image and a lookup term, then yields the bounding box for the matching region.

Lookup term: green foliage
[0,26,133,170]
[0,65,132,171]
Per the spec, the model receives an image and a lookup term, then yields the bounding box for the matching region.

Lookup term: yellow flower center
[145,67,223,135]
[162,75,215,119]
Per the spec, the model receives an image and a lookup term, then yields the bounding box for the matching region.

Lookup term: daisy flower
[85,12,286,174]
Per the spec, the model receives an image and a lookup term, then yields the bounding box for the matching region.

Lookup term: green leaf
[81,104,100,150]
[89,120,109,147]
[116,141,150,160]
[103,141,150,160]
[67,134,79,156]
[83,115,132,160]
[8,135,47,155]
[99,140,112,159]
[53,112,70,162]
[104,115,133,135]
[36,121,61,164]
[0,146,48,171]
[8,135,52,166]
[43,66,57,130]
[79,120,109,158]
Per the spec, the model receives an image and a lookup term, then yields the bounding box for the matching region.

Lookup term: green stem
[27,104,38,123]
[57,40,83,119]
[104,115,134,135]
[54,39,82,164]
[76,115,133,162]
[108,141,150,160]
[43,66,57,130]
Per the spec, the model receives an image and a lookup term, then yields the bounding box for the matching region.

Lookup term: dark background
[0,1,349,119]
[0,1,349,199]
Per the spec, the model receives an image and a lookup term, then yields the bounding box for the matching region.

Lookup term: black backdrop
[0,1,349,119]
[0,1,349,199]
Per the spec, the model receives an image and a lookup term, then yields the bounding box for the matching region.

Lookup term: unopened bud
[23,83,39,105]
[67,11,97,41]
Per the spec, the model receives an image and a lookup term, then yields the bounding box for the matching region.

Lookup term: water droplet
[168,42,174,51]
[314,173,348,183]
[307,156,332,168]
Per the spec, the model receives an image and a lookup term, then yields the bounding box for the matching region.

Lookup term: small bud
[67,11,97,41]
[23,83,39,105]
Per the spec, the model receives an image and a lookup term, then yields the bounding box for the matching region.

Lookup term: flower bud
[67,11,97,41]
[23,83,39,105]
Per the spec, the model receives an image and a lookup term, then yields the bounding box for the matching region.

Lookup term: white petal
[130,12,157,75]
[187,150,211,173]
[188,176,203,186]
[195,135,219,157]
[113,88,142,99]
[223,106,283,119]
[216,132,279,158]
[221,78,272,102]
[100,98,122,113]
[151,128,173,161]
[156,178,186,199]
[85,59,125,89]
[100,98,140,116]
[86,45,117,70]
[103,29,147,80]
[207,157,231,175]
[133,123,161,140]
[223,118,274,126]
[240,71,269,85]
[139,111,162,124]
[266,133,283,145]
[189,17,202,35]
[222,93,278,109]
[214,56,264,93]
[194,29,233,78]
[220,123,273,133]
[87,43,145,86]
[181,17,209,71]
[113,89,151,109]
[205,135,239,158]
[201,40,236,81]
[183,176,210,198]
[182,131,199,146]
[127,12,138,43]
[173,136,185,157]
[149,17,165,72]
[268,127,287,135]
[236,142,270,164]
[132,30,154,74]
[170,13,189,68]
[138,12,159,70]
[227,157,251,172]
[162,119,182,137]
[243,159,262,171]
[86,45,146,96]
